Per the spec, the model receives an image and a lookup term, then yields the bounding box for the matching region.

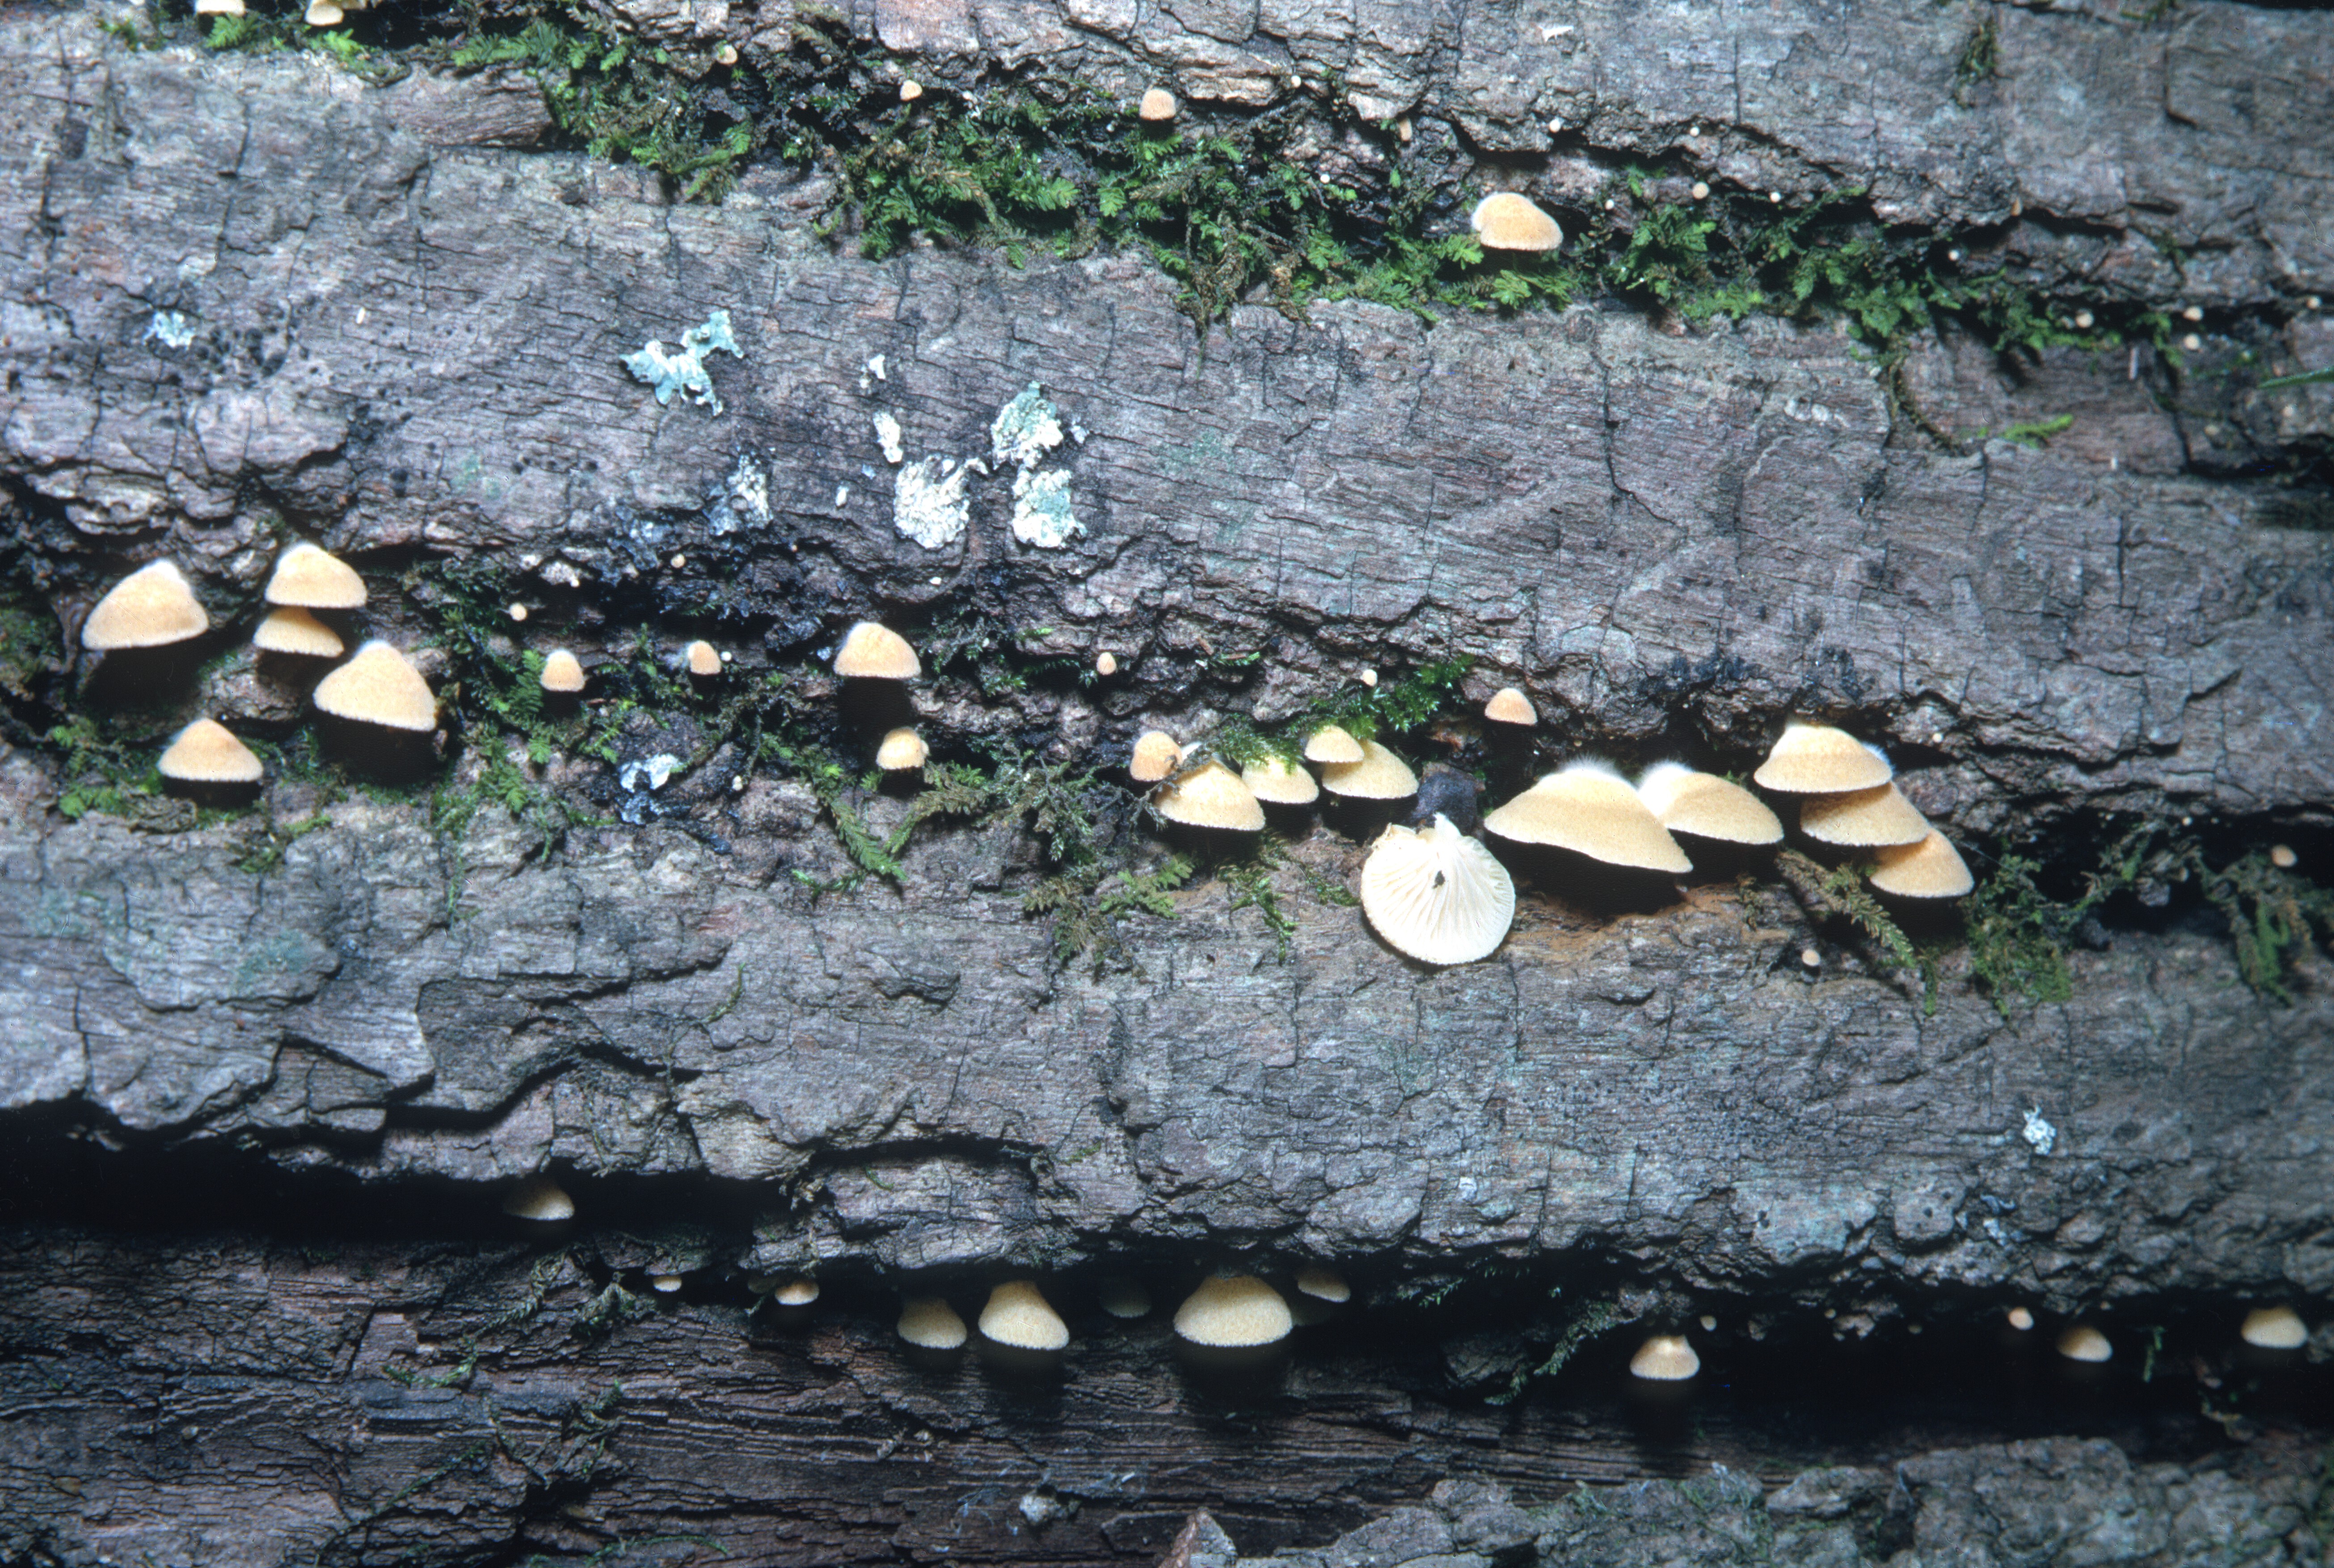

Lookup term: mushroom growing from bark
[2056,1325,2112,1363]
[1635,762,1781,845]
[539,649,587,693]
[1320,739,1419,800]
[877,728,929,772]
[1099,1278,1153,1319]
[1483,687,1537,727]
[265,541,367,609]
[1483,763,1692,873]
[252,607,344,659]
[1800,784,1930,848]
[686,640,722,677]
[313,641,437,731]
[158,719,262,786]
[899,1296,969,1350]
[979,1281,1070,1351]
[501,1176,573,1221]
[1303,725,1366,765]
[82,561,208,651]
[1153,759,1266,833]
[1868,830,1975,898]
[1139,88,1178,122]
[1294,1266,1350,1303]
[1360,814,1515,965]
[833,621,921,680]
[1130,731,1183,783]
[1753,722,1892,794]
[1629,1335,1700,1381]
[2241,1305,2307,1349]
[773,1278,820,1307]
[1241,752,1319,806]
[1470,192,1564,253]
[1174,1276,1293,1347]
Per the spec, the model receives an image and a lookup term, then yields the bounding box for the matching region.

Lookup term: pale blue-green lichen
[624,309,741,414]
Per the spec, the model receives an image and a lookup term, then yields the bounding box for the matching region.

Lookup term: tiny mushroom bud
[508,603,529,623]
[1294,1266,1350,1303]
[899,79,924,102]
[1754,721,1893,794]
[1320,739,1420,801]
[2074,309,2094,330]
[501,1176,573,1221]
[1690,181,1710,201]
[979,1281,1070,1351]
[1095,651,1118,676]
[158,719,262,786]
[1359,668,1379,688]
[877,727,929,772]
[2182,304,2204,322]
[1303,725,1366,765]
[305,0,344,26]
[1801,947,1823,969]
[1482,762,1692,872]
[313,640,437,732]
[1799,783,1931,848]
[2270,844,2297,870]
[686,639,722,677]
[1868,830,1975,898]
[252,606,345,659]
[715,42,738,65]
[1130,731,1183,783]
[194,0,246,12]
[265,541,367,609]
[1468,192,1564,254]
[774,1278,820,1307]
[1138,87,1179,122]
[1361,815,1516,965]
[2007,1306,2036,1331]
[1484,686,1537,727]
[1629,1334,1700,1381]
[899,1296,969,1349]
[834,621,921,679]
[82,561,208,651]
[1153,759,1266,833]
[2240,1305,2306,1350]
[1174,1275,1293,1347]
[2056,1324,2112,1363]
[539,649,587,694]
[1241,752,1320,806]
[1636,762,1782,845]
[2182,333,2203,352]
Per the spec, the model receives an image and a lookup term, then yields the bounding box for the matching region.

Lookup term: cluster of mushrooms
[82,549,437,790]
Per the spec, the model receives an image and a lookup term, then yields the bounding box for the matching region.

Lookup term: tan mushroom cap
[313,640,437,732]
[1320,738,1419,800]
[1635,762,1782,845]
[539,649,587,693]
[1241,752,1320,806]
[1484,686,1537,726]
[1869,830,1975,898]
[158,719,262,785]
[82,560,208,651]
[2241,1305,2307,1350]
[834,621,921,680]
[2056,1324,2112,1363]
[2007,1306,2036,1332]
[1294,1265,1350,1304]
[1470,191,1564,254]
[194,0,246,13]
[501,1176,573,1221]
[1753,721,1892,794]
[686,640,722,677]
[1629,1334,1700,1382]
[1361,815,1516,965]
[1153,758,1266,832]
[305,0,344,26]
[1800,783,1930,848]
[1099,1277,1154,1319]
[979,1281,1070,1351]
[1174,1275,1293,1347]
[1483,763,1693,873]
[774,1277,820,1307]
[651,1273,684,1293]
[1139,87,1179,121]
[899,1295,969,1349]
[1130,730,1183,783]
[264,541,367,609]
[1303,725,1366,765]
[877,727,929,771]
[252,606,345,658]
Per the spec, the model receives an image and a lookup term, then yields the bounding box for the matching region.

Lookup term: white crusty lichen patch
[874,411,905,465]
[624,309,742,414]
[990,382,1066,469]
[144,310,196,349]
[992,381,1084,549]
[2021,1106,2057,1156]
[894,456,972,549]
[1010,466,1082,549]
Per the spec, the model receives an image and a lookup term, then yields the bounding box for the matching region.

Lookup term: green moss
[1778,848,1937,1011]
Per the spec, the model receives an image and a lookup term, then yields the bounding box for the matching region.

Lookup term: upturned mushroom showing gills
[1152,758,1266,833]
[1483,763,1692,873]
[979,1280,1070,1351]
[1753,721,1892,794]
[1361,815,1515,965]
[1173,1275,1293,1347]
[252,606,344,659]
[82,560,208,651]
[264,541,367,609]
[313,640,437,731]
[1636,763,1781,845]
[833,621,920,680]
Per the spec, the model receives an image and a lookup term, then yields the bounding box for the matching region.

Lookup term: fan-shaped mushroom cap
[158,719,262,785]
[501,1176,572,1221]
[979,1281,1070,1351]
[1361,815,1516,965]
[1321,739,1419,800]
[877,727,929,771]
[1753,722,1892,794]
[82,561,208,651]
[1470,192,1564,253]
[834,621,921,679]
[313,641,437,731]
[264,541,367,609]
[899,1295,968,1349]
[2056,1325,2112,1363]
[539,649,586,693]
[1241,752,1320,806]
[774,1278,820,1307]
[1484,687,1536,726]
[1800,784,1930,848]
[1130,731,1183,783]
[1303,725,1366,765]
[1483,763,1693,873]
[1099,1277,1153,1319]
[252,606,344,658]
[686,640,722,677]
[1294,1265,1350,1303]
[1138,87,1178,121]
[1174,1275,1293,1347]
[1153,759,1266,832]
[2241,1305,2307,1350]
[1636,763,1782,845]
[1869,830,1975,898]
[1629,1334,1700,1382]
